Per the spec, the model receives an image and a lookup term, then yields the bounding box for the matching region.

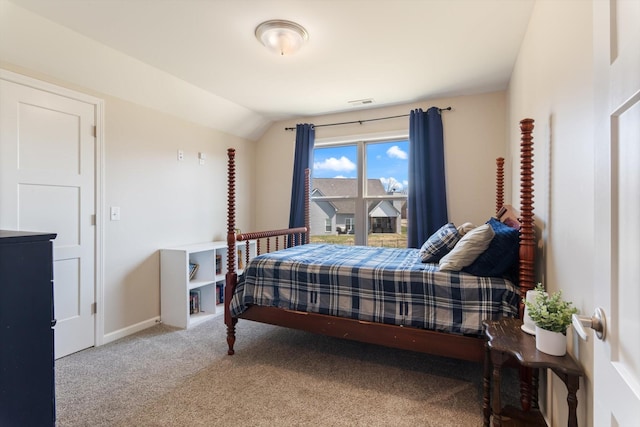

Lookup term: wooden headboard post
[495,157,504,216]
[225,148,238,354]
[518,118,535,316]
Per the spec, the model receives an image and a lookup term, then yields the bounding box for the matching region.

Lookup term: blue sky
[313,140,409,192]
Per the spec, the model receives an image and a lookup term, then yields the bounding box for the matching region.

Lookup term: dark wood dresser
[0,230,57,426]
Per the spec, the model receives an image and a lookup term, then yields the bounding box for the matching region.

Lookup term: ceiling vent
[348,98,375,106]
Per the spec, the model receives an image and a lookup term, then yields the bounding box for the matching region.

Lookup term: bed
[224,118,536,364]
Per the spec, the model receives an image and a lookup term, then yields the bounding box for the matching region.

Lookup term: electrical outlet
[177,150,184,161]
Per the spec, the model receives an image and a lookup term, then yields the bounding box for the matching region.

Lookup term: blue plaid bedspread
[230,244,519,336]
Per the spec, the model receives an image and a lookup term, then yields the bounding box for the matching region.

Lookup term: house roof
[312,178,395,215]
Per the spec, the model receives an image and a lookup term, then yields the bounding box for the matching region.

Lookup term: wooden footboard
[225,148,309,354]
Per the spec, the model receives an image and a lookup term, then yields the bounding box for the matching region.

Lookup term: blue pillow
[463,217,519,277]
[419,223,461,263]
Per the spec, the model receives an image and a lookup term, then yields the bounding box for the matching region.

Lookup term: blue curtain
[288,124,315,230]
[407,107,448,248]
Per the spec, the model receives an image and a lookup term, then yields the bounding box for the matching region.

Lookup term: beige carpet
[55,317,518,426]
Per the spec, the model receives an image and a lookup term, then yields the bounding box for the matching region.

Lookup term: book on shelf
[215,254,222,275]
[188,262,199,280]
[237,249,244,270]
[189,289,201,314]
[216,283,224,304]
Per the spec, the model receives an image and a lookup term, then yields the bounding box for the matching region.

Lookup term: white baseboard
[101,316,161,345]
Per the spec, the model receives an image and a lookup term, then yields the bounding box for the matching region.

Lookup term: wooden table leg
[483,342,491,427]
[490,351,508,427]
[532,367,539,409]
[564,373,580,427]
[519,366,533,411]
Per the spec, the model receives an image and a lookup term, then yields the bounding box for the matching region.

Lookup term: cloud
[386,145,407,160]
[314,156,356,172]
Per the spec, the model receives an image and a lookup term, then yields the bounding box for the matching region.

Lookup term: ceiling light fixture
[255,20,309,56]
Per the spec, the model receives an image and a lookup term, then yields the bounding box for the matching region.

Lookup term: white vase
[522,289,544,335]
[535,326,567,356]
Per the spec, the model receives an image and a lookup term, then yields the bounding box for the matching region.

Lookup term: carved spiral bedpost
[516,119,536,412]
[225,148,238,355]
[518,119,535,313]
[496,157,504,216]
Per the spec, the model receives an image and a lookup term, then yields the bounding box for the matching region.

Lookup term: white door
[593,0,640,425]
[0,72,98,359]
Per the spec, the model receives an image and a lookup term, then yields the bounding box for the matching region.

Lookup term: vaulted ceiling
[7,0,535,139]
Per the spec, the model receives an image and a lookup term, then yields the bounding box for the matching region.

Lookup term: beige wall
[255,91,508,234]
[508,1,594,426]
[102,97,254,335]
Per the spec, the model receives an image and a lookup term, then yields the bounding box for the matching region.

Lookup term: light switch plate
[110,206,121,221]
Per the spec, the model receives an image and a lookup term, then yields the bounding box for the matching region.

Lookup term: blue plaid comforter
[230,244,519,336]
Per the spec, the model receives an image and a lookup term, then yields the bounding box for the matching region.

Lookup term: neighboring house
[310,178,403,235]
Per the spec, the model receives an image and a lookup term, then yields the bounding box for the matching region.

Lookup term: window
[310,137,408,247]
[345,217,354,233]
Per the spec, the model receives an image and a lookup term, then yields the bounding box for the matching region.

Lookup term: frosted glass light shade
[255,20,309,56]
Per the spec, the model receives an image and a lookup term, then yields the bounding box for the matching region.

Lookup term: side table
[483,318,584,427]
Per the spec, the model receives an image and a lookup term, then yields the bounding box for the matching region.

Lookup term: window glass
[313,145,357,192]
[310,139,408,247]
[366,200,407,248]
[366,141,409,195]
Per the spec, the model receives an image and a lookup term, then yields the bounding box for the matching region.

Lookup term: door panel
[593,0,640,424]
[18,103,81,173]
[0,75,96,359]
[615,101,640,384]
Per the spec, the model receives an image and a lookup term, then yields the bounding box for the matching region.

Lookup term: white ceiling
[8,0,534,138]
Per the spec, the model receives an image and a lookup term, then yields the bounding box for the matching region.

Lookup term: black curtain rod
[284,107,452,131]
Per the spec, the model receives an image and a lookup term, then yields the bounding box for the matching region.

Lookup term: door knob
[572,307,606,341]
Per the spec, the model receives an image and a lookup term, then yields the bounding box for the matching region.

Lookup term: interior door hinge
[91,302,97,314]
[92,125,97,137]
[91,214,96,225]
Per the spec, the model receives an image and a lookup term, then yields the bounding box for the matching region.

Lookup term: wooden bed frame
[224,118,535,364]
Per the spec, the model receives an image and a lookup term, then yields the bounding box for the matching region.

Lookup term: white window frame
[313,130,408,246]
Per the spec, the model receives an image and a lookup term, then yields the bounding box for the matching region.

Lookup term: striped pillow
[419,223,461,263]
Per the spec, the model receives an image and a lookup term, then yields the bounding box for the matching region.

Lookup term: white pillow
[439,224,495,271]
[456,222,476,237]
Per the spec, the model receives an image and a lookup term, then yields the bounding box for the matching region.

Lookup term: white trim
[315,130,409,146]
[95,99,105,346]
[0,68,102,106]
[102,317,160,345]
[0,68,105,349]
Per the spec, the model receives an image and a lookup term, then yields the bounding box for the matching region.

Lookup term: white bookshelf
[160,240,256,328]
